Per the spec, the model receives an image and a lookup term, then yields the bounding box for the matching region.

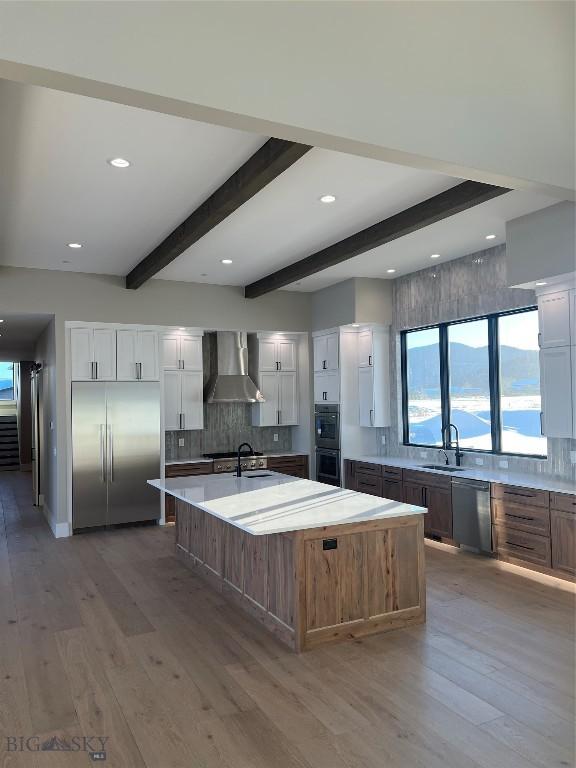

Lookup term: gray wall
[507,202,576,286]
[16,361,33,466]
[376,244,576,482]
[34,319,58,529]
[311,277,393,330]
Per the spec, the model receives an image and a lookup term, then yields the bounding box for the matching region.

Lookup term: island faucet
[236,442,254,478]
[446,423,464,467]
[438,449,450,466]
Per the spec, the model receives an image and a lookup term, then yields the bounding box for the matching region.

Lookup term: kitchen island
[149,471,427,651]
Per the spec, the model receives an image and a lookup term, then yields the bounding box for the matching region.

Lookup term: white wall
[34,318,60,534]
[507,202,576,287]
[0,1,573,198]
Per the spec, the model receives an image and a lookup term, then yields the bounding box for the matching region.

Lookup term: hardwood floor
[0,471,574,767]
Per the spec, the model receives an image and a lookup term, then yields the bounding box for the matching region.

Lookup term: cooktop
[203,451,264,460]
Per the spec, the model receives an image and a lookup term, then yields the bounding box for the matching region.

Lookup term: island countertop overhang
[149,471,426,536]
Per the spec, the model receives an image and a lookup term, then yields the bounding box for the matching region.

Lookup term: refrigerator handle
[108,424,114,482]
[99,424,106,482]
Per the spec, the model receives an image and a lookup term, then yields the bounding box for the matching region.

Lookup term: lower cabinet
[551,500,576,576]
[344,460,357,491]
[267,454,309,478]
[403,470,453,539]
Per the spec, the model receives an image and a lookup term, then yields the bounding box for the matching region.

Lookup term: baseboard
[41,501,71,539]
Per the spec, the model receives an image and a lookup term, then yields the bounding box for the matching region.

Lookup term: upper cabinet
[162,333,203,371]
[539,346,573,438]
[70,327,116,381]
[356,327,391,427]
[256,337,297,372]
[538,291,571,348]
[314,371,340,404]
[116,329,159,381]
[313,332,339,372]
[251,334,300,426]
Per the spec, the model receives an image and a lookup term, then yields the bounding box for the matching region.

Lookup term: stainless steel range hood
[204,331,264,403]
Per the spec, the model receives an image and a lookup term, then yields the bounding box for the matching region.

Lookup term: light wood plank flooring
[0,471,574,767]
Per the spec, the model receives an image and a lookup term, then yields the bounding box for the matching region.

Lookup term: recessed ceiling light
[535,281,547,286]
[430,253,440,259]
[485,234,496,240]
[221,259,233,265]
[0,319,3,323]
[108,157,131,168]
[319,194,336,204]
[386,268,396,274]
[352,324,360,328]
[68,243,82,249]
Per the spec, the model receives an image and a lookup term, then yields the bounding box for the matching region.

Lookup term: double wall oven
[315,404,341,486]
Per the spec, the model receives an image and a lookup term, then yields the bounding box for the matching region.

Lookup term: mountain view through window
[402,308,545,457]
[0,362,14,400]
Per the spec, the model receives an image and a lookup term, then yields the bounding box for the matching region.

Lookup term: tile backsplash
[376,244,576,483]
[165,403,292,461]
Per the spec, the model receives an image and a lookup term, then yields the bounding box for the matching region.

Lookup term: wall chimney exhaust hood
[204,331,264,403]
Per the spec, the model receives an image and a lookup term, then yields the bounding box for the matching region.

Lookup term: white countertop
[149,471,426,536]
[165,451,308,467]
[346,455,576,495]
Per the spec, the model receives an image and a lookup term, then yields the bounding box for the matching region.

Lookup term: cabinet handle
[323,360,327,370]
[538,332,541,348]
[136,362,143,380]
[539,411,544,435]
[370,408,374,426]
[369,355,372,366]
[422,487,427,506]
[323,391,327,401]
[278,361,281,371]
[179,359,184,370]
[94,361,98,380]
[277,409,281,425]
[505,540,534,551]
[91,361,96,380]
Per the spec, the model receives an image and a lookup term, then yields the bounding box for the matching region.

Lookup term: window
[499,311,545,457]
[0,362,15,401]
[401,307,545,457]
[448,319,492,451]
[403,327,442,446]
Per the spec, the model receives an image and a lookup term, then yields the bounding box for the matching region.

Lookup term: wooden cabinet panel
[493,523,551,567]
[175,500,190,553]
[344,460,357,491]
[491,484,549,508]
[426,486,452,538]
[403,482,424,506]
[382,479,404,503]
[267,455,309,479]
[305,534,365,630]
[244,535,268,609]
[203,516,224,576]
[492,499,550,536]
[165,494,175,524]
[268,535,295,626]
[403,469,451,490]
[223,525,244,591]
[382,465,403,481]
[165,462,213,478]
[189,506,205,562]
[551,492,576,513]
[367,526,421,617]
[551,509,576,576]
[356,472,383,497]
[355,461,381,476]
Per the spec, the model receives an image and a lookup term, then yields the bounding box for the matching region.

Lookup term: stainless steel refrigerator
[72,382,160,531]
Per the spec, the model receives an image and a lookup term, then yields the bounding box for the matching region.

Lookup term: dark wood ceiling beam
[244,181,510,299]
[126,138,312,289]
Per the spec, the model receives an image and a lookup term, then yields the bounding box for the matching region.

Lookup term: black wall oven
[315,404,340,450]
[316,448,341,487]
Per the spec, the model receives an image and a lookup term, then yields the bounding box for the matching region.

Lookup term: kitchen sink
[243,473,274,479]
[422,464,465,473]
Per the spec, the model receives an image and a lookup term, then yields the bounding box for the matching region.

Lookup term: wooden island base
[175,499,426,651]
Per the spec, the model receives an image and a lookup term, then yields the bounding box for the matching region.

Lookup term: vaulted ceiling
[0,79,558,294]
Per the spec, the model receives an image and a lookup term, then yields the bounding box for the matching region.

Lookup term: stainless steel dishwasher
[452,478,492,554]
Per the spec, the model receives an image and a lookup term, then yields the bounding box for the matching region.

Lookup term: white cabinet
[539,346,573,438]
[314,371,340,404]
[356,327,390,427]
[256,338,297,372]
[116,329,159,381]
[573,346,576,438]
[538,291,571,348]
[162,333,202,370]
[163,370,203,431]
[254,371,298,426]
[571,290,576,344]
[70,327,116,381]
[313,332,339,372]
[358,331,373,368]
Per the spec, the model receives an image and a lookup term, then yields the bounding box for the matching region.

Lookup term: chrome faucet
[236,442,254,477]
[446,423,464,467]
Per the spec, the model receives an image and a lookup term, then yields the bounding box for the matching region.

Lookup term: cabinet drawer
[355,461,382,477]
[492,499,550,536]
[356,472,383,497]
[382,479,404,503]
[493,523,551,567]
[491,483,549,508]
[550,492,576,514]
[403,469,451,490]
[165,462,213,478]
[267,455,307,469]
[382,465,403,481]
